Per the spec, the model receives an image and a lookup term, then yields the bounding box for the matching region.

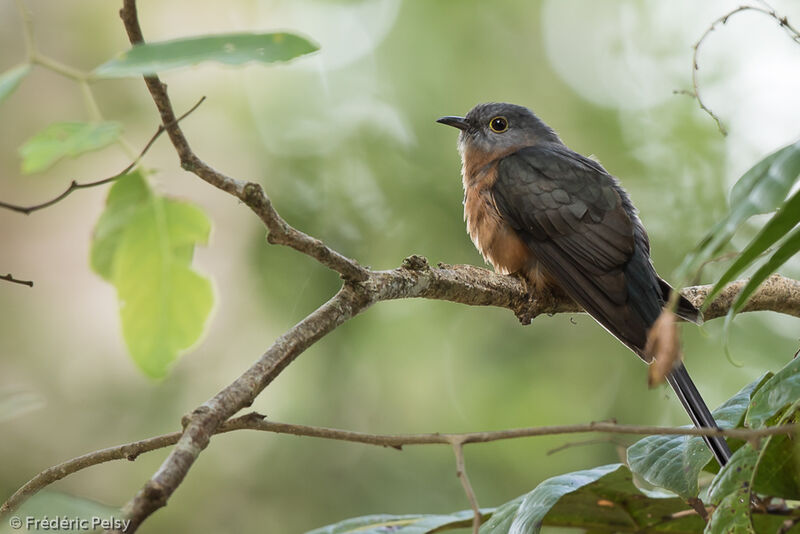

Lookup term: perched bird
[437,102,731,466]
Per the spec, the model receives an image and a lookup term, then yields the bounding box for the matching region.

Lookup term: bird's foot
[513,275,560,325]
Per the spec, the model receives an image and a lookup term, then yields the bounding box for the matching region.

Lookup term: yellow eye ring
[489,116,508,133]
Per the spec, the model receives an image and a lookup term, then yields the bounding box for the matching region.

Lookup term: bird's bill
[436,116,469,131]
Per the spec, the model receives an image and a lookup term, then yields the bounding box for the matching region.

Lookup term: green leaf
[306,510,487,534]
[627,376,767,498]
[705,360,800,532]
[747,357,800,429]
[0,63,31,105]
[751,409,800,499]
[89,173,213,378]
[704,445,758,534]
[90,172,151,281]
[18,121,122,174]
[704,188,800,307]
[94,32,318,78]
[677,140,800,281]
[480,464,621,533]
[480,464,702,534]
[707,445,758,505]
[726,227,800,318]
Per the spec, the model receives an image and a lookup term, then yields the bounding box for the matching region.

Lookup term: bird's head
[437,102,561,158]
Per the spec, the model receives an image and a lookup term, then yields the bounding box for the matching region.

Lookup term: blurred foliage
[18,121,121,174]
[1,1,800,533]
[318,357,800,532]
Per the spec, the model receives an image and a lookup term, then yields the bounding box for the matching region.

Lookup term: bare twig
[0,273,33,287]
[3,411,797,518]
[0,97,206,215]
[679,4,800,135]
[449,437,481,534]
[0,412,265,517]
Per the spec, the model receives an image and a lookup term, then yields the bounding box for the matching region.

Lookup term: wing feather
[492,144,667,356]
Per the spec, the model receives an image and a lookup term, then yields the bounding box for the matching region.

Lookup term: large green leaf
[480,464,702,534]
[746,353,800,428]
[751,410,800,499]
[18,121,122,174]
[306,510,487,534]
[725,227,800,319]
[740,357,800,499]
[704,445,758,534]
[89,173,213,378]
[704,188,800,307]
[94,32,318,78]
[704,359,800,532]
[677,140,800,281]
[627,376,767,498]
[0,64,31,105]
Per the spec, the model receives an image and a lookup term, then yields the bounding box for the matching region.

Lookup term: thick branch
[118,285,372,531]
[114,259,800,532]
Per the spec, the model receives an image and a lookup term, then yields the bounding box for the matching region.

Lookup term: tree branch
[117,0,368,283]
[3,411,796,518]
[677,3,800,135]
[100,1,800,530]
[0,273,33,287]
[111,256,800,531]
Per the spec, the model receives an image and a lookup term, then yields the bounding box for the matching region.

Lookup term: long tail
[666,363,732,466]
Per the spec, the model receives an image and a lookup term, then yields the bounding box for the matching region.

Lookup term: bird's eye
[489,116,508,133]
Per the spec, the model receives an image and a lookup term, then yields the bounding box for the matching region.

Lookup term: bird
[437,102,731,467]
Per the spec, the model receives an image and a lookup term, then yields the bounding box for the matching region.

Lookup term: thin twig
[0,97,206,215]
[0,273,33,287]
[678,4,800,135]
[449,437,481,534]
[4,412,796,518]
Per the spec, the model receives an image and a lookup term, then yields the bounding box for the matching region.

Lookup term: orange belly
[463,188,554,291]
[461,152,555,291]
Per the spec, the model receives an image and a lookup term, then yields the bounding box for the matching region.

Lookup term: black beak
[436,116,469,131]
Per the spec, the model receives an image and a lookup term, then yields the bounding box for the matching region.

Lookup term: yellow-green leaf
[90,172,151,281]
[90,173,213,378]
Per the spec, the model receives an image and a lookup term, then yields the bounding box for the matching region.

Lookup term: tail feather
[667,363,732,466]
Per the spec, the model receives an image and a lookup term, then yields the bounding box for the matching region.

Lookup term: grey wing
[492,145,666,356]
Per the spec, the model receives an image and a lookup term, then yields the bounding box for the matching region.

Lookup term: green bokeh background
[1,1,799,532]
